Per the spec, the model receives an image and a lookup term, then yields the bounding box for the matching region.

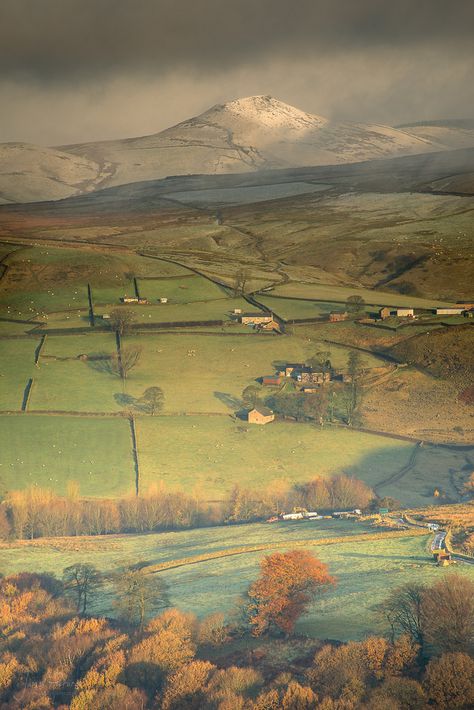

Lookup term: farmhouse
[379,307,392,320]
[240,312,274,325]
[247,406,275,425]
[329,311,348,322]
[279,363,306,377]
[279,363,331,384]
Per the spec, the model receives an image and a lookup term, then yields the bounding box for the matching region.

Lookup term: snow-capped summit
[3,96,474,202]
[204,95,328,131]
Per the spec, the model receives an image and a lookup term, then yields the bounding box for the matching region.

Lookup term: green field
[136,417,415,498]
[1,522,473,640]
[259,296,352,320]
[0,415,134,497]
[136,275,228,303]
[271,282,453,308]
[0,338,37,409]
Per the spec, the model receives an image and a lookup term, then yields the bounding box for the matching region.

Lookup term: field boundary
[34,334,47,365]
[145,528,429,574]
[129,416,140,495]
[21,378,34,412]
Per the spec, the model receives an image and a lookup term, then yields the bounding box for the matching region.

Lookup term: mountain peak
[204,95,328,130]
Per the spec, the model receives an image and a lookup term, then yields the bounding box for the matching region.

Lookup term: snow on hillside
[3,96,474,202]
[62,96,459,190]
[0,143,109,204]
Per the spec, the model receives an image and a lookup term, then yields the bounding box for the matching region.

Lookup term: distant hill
[61,95,456,190]
[0,143,112,204]
[1,96,474,203]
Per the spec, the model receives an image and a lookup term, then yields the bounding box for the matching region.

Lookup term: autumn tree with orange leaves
[246,549,336,636]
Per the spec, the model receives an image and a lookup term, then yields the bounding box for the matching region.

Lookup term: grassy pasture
[136,275,227,303]
[29,333,120,413]
[2,523,472,640]
[0,415,134,497]
[135,416,415,498]
[0,246,194,319]
[378,444,472,507]
[93,297,250,325]
[0,320,37,336]
[120,332,380,414]
[258,296,351,320]
[0,286,89,319]
[0,339,37,409]
[271,282,454,308]
[26,328,386,415]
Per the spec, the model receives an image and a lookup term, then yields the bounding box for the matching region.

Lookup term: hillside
[60,96,473,190]
[390,326,474,384]
[0,143,110,204]
[2,97,474,203]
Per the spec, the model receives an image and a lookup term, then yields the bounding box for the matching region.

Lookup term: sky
[0,0,473,145]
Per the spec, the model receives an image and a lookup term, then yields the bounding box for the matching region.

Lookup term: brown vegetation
[0,572,472,709]
[0,474,375,542]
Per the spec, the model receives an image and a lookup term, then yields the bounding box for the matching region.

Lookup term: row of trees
[0,474,374,540]
[0,562,472,709]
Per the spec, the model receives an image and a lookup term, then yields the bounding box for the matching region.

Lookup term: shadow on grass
[214,391,242,410]
[114,392,151,414]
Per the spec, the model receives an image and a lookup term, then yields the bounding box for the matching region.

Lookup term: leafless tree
[112,346,142,379]
[109,308,136,337]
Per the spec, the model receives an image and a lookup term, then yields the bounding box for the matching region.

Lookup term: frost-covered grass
[2,522,472,640]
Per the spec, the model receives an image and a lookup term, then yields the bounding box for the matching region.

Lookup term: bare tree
[109,308,136,337]
[63,563,102,615]
[374,582,427,648]
[112,345,142,379]
[114,565,166,631]
[233,269,248,296]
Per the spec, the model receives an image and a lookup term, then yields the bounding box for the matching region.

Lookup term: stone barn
[248,406,275,425]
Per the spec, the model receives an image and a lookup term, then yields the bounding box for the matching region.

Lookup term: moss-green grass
[271,282,454,308]
[0,415,135,497]
[135,416,415,497]
[136,275,228,303]
[0,338,37,409]
[2,522,472,640]
[258,296,343,320]
[28,329,388,416]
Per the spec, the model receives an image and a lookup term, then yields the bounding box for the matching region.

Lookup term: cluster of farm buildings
[247,360,346,425]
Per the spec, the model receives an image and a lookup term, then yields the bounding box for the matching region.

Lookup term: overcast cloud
[0,0,473,144]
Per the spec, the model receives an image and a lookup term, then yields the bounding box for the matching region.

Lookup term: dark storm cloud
[1,0,473,81]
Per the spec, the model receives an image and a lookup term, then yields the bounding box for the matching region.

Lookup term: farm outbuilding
[240,312,273,325]
[395,308,414,318]
[379,307,392,320]
[262,375,282,386]
[120,296,139,304]
[434,307,465,316]
[329,311,348,322]
[257,319,281,332]
[247,406,275,425]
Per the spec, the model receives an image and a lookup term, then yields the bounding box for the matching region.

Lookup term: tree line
[0,474,374,541]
